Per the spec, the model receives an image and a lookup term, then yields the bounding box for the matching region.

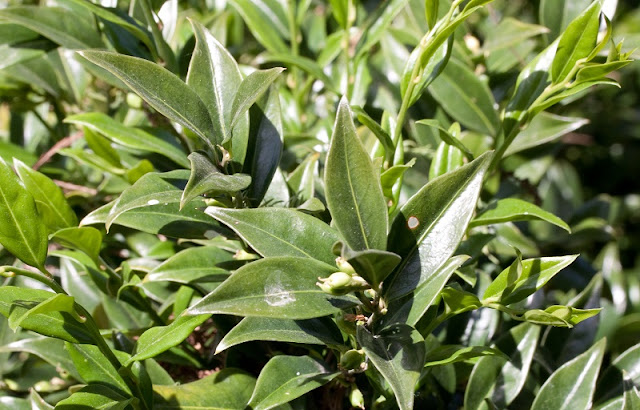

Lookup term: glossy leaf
[126,314,210,365]
[0,158,48,269]
[344,248,401,288]
[188,257,359,319]
[325,98,388,251]
[227,0,289,53]
[8,293,77,331]
[386,152,492,300]
[66,343,131,397]
[51,227,102,264]
[230,67,284,129]
[181,151,251,208]
[483,255,578,305]
[531,338,606,410]
[65,113,189,167]
[249,355,339,409]
[205,207,339,265]
[80,50,215,144]
[429,142,464,179]
[470,198,570,232]
[153,368,256,409]
[146,246,231,284]
[424,345,507,367]
[465,323,541,409]
[216,316,344,353]
[540,0,593,41]
[358,323,426,410]
[55,385,132,410]
[29,390,54,410]
[551,1,601,83]
[505,112,589,156]
[597,343,640,403]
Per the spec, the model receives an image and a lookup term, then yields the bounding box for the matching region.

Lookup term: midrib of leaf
[440,73,495,134]
[555,22,594,81]
[341,127,371,249]
[24,174,72,227]
[0,183,41,267]
[205,41,228,138]
[204,289,347,306]
[73,347,129,394]
[558,351,599,410]
[370,337,408,408]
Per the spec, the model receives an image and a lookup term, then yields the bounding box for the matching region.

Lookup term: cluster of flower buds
[316,257,370,295]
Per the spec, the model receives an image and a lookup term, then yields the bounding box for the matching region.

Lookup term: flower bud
[350,385,365,409]
[335,257,356,274]
[340,349,365,370]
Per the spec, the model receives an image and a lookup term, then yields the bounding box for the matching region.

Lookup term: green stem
[0,266,65,294]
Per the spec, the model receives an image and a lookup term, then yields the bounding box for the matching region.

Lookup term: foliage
[0,0,638,408]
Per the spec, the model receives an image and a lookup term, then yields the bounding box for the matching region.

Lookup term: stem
[0,266,65,294]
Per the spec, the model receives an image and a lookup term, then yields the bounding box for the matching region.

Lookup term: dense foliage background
[0,0,638,409]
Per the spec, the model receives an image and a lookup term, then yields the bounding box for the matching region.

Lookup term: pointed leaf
[357,323,426,410]
[51,227,102,264]
[540,0,593,41]
[0,158,48,269]
[230,67,285,129]
[597,343,640,403]
[8,293,77,332]
[56,385,131,410]
[216,317,343,353]
[188,257,359,319]
[67,343,131,397]
[429,142,464,179]
[79,50,215,144]
[386,152,492,300]
[249,355,338,409]
[470,198,570,232]
[65,113,189,167]
[344,248,401,288]
[325,98,388,251]
[424,345,508,367]
[181,152,251,208]
[531,338,606,410]
[205,207,340,265]
[146,246,232,284]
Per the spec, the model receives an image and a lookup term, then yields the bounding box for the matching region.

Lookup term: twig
[33,131,83,170]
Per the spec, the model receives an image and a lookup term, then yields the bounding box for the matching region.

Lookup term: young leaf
[13,159,77,232]
[424,345,508,367]
[401,36,453,108]
[470,198,571,232]
[385,152,492,300]
[126,314,210,365]
[351,105,395,156]
[66,343,131,397]
[181,151,251,209]
[0,158,48,269]
[483,255,579,305]
[146,246,232,284]
[248,355,339,409]
[65,113,189,168]
[357,323,426,410]
[551,1,602,83]
[325,98,388,251]
[55,385,132,410]
[51,227,102,264]
[153,369,256,409]
[230,67,285,129]
[188,257,359,319]
[205,207,340,265]
[465,323,541,409]
[216,317,344,353]
[79,50,216,144]
[531,338,606,410]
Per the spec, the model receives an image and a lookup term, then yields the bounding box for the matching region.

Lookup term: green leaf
[576,60,633,84]
[0,140,37,166]
[0,6,104,49]
[325,98,388,251]
[0,158,48,269]
[262,54,339,93]
[465,323,541,409]
[429,59,500,135]
[483,255,579,305]
[205,207,340,265]
[539,0,593,41]
[429,142,464,179]
[13,159,77,232]
[181,152,251,209]
[51,227,102,264]
[484,18,549,53]
[531,338,606,410]
[8,293,78,332]
[0,336,81,381]
[505,112,589,156]
[79,50,215,144]
[425,0,439,28]
[187,20,244,146]
[343,247,401,288]
[106,170,188,231]
[188,257,359,319]
[126,314,210,365]
[386,152,492,300]
[29,389,54,410]
[402,36,453,107]
[56,385,132,410]
[65,113,189,168]
[470,198,570,232]
[355,0,411,58]
[441,284,483,316]
[352,106,395,157]
[66,343,131,397]
[146,246,232,284]
[383,255,469,326]
[153,368,256,409]
[216,316,343,353]
[551,1,601,83]
[230,67,285,129]
[249,356,338,409]
[424,345,508,367]
[228,0,289,53]
[0,44,43,71]
[598,343,640,403]
[520,305,600,328]
[357,323,426,410]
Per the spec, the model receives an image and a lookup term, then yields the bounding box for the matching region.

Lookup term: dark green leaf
[153,368,256,409]
[181,152,251,208]
[531,338,606,410]
[8,293,77,331]
[146,246,231,284]
[344,248,401,288]
[386,152,492,299]
[356,0,411,58]
[216,317,344,353]
[205,207,339,265]
[357,323,426,410]
[230,67,284,129]
[424,345,507,367]
[325,98,388,251]
[598,343,640,404]
[470,198,570,232]
[0,158,48,269]
[51,227,102,264]
[188,257,359,319]
[249,355,339,409]
[352,106,395,157]
[55,384,132,410]
[80,50,215,144]
[66,343,131,397]
[65,113,189,168]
